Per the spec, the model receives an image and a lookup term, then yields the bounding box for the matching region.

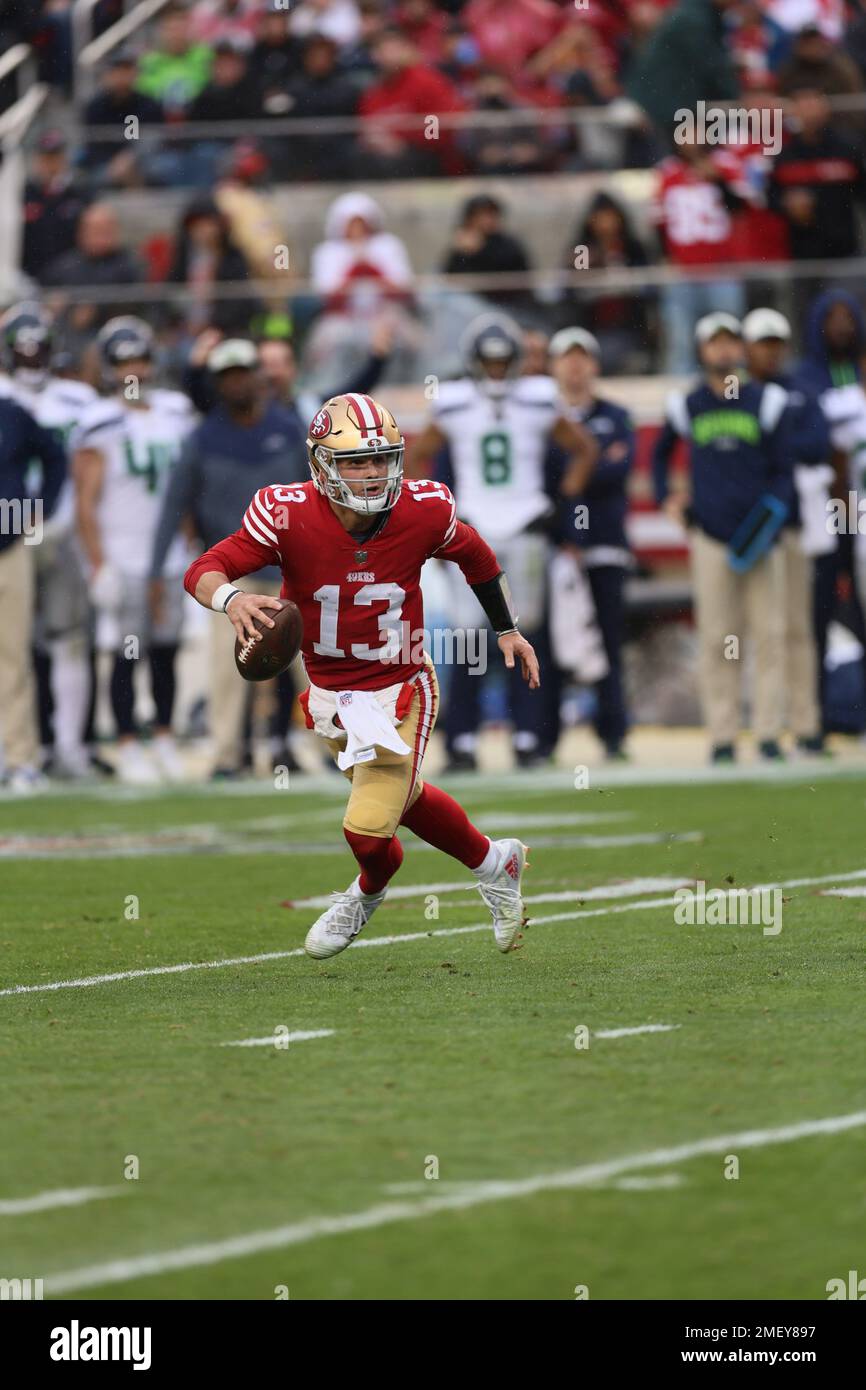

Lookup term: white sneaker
[116,741,161,786]
[7,765,49,794]
[477,838,530,952]
[305,879,386,960]
[152,734,186,783]
[53,746,93,780]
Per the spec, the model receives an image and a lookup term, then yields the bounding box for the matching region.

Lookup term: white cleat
[151,734,186,783]
[6,765,49,795]
[116,741,162,786]
[477,838,530,952]
[305,879,386,960]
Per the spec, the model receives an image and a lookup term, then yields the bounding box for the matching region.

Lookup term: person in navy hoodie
[796,290,866,682]
[652,313,795,764]
[548,327,635,759]
[0,395,67,791]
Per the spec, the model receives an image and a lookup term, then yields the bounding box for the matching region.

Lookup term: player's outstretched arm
[193,570,283,643]
[470,570,541,689]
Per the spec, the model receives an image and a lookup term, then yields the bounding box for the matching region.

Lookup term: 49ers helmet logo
[309,408,332,439]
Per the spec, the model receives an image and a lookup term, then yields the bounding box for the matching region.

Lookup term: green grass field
[2,770,865,1300]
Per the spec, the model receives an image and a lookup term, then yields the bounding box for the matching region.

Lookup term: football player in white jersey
[0,303,97,779]
[73,317,196,784]
[406,315,598,769]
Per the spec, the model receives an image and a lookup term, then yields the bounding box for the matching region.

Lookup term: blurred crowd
[2,0,865,178]
[7,1,865,382]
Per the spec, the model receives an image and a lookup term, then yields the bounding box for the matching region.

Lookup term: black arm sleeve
[470,571,519,633]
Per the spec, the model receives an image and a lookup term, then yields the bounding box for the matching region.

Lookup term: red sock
[344,829,404,894]
[400,782,490,869]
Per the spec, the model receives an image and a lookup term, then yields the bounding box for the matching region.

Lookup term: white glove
[88,563,123,613]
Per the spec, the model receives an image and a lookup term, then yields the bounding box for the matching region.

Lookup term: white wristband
[212,583,241,613]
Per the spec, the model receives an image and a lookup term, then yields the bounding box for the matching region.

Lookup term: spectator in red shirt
[652,137,753,372]
[463,0,562,73]
[358,29,464,176]
[394,0,449,65]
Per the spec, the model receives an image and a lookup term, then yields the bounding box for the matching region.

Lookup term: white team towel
[305,681,413,770]
[548,550,609,683]
[794,464,837,556]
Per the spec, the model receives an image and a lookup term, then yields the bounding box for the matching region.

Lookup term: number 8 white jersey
[73,389,196,577]
[431,375,559,541]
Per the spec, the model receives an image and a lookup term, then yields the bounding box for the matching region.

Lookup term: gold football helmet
[306,393,404,514]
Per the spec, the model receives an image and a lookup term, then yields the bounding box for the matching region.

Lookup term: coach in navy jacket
[651,312,794,763]
[548,327,635,758]
[0,393,67,785]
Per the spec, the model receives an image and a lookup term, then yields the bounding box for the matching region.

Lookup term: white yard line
[594,1024,681,1040]
[0,950,307,997]
[0,896,685,997]
[820,887,866,897]
[219,1030,334,1048]
[3,866,864,999]
[290,879,482,909]
[290,875,691,911]
[0,759,858,806]
[43,1110,866,1295]
[525,878,693,906]
[614,1174,684,1191]
[0,828,703,860]
[473,811,634,829]
[0,1186,124,1216]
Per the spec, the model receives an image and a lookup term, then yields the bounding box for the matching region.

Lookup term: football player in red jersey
[184,392,539,959]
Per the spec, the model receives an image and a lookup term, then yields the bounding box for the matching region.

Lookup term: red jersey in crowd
[359,64,464,155]
[652,150,756,267]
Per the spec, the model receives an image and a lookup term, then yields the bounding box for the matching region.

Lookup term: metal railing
[63,88,866,147]
[0,77,49,298]
[34,256,866,305]
[73,0,174,106]
[0,43,36,110]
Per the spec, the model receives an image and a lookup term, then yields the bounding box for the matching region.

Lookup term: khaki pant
[781,530,820,740]
[209,576,280,772]
[324,660,440,838]
[0,539,39,770]
[690,529,785,745]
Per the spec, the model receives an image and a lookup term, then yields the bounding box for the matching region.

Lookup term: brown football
[234,598,303,682]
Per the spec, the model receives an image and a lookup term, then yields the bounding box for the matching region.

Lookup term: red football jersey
[185,478,502,691]
[652,152,755,267]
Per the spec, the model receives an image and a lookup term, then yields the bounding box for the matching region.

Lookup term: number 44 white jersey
[431,375,559,541]
[73,389,196,578]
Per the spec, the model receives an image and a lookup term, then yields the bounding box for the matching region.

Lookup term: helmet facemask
[310,438,404,515]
